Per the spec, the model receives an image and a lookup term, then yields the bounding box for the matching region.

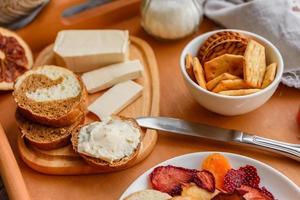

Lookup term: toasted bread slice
[16,109,85,150]
[124,189,171,200]
[13,65,87,127]
[71,116,143,169]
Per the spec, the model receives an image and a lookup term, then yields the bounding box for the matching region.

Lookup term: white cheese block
[77,118,141,163]
[88,80,143,120]
[81,60,143,94]
[53,29,129,73]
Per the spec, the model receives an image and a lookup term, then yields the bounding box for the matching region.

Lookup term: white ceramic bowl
[180,29,284,116]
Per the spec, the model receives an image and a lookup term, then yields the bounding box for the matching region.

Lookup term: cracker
[206,73,240,91]
[204,54,245,81]
[185,54,196,81]
[203,40,247,64]
[192,57,207,89]
[212,79,250,93]
[219,89,261,96]
[261,63,277,88]
[244,39,266,87]
[198,31,242,61]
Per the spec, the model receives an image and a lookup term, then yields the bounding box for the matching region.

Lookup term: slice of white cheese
[88,80,143,120]
[81,60,143,94]
[53,29,129,73]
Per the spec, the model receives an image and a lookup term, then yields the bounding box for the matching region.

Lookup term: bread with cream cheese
[71,116,143,169]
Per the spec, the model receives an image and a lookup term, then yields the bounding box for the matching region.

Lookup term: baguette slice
[13,65,87,127]
[16,109,85,150]
[124,189,171,200]
[71,116,143,170]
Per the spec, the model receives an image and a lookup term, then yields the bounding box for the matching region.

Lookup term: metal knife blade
[63,0,112,17]
[136,116,300,162]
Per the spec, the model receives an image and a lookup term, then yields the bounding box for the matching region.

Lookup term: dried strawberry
[239,165,260,188]
[149,165,195,196]
[193,170,215,192]
[223,169,246,193]
[237,185,274,200]
[261,187,275,200]
[211,191,245,200]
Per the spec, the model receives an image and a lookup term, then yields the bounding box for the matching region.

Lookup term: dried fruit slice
[181,183,219,200]
[150,165,195,196]
[223,169,246,193]
[237,185,274,200]
[0,27,33,90]
[192,170,216,192]
[201,153,231,189]
[150,165,216,196]
[211,191,245,200]
[239,165,260,188]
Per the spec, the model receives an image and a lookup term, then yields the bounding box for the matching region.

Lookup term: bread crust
[13,67,87,127]
[71,116,143,169]
[16,109,85,150]
[0,27,33,90]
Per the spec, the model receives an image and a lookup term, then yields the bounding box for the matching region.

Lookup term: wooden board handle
[0,124,31,200]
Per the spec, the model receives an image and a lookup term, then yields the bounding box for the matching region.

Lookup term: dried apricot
[201,153,231,189]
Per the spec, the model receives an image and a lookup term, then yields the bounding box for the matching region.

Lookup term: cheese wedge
[53,30,129,73]
[88,81,143,120]
[81,60,143,93]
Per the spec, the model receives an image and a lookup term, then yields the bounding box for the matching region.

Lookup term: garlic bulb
[141,0,203,40]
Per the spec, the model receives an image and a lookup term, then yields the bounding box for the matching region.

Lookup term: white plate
[120,152,300,200]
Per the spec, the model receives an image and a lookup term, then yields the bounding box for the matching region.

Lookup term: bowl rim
[180,29,284,100]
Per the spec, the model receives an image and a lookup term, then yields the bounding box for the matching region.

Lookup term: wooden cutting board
[18,36,160,175]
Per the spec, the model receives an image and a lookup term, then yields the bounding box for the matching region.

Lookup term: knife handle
[241,134,300,161]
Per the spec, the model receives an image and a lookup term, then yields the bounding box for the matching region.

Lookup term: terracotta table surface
[1,4,300,200]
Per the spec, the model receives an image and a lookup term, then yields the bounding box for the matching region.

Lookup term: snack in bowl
[123,153,276,200]
[0,27,33,90]
[185,30,278,96]
[13,65,87,127]
[71,116,143,169]
[180,29,283,115]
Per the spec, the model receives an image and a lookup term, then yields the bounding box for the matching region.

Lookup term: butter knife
[136,117,300,162]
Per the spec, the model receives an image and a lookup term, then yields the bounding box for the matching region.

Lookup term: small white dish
[120,152,300,200]
[179,29,284,116]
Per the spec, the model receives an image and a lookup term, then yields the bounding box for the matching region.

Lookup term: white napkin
[203,0,300,88]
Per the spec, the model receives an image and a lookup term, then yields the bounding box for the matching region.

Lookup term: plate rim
[120,151,300,199]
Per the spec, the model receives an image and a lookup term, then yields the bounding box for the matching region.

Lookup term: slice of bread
[13,65,87,127]
[16,109,85,150]
[71,116,143,170]
[124,189,171,200]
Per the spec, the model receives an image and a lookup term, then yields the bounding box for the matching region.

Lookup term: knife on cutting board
[136,117,300,162]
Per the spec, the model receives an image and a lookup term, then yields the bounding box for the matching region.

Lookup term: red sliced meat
[192,170,215,192]
[149,165,195,196]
